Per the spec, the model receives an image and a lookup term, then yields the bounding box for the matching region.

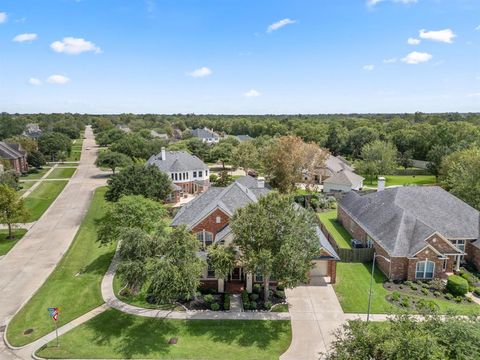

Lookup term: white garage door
[310,260,328,277]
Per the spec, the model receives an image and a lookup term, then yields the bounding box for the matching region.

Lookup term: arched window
[415,260,435,279]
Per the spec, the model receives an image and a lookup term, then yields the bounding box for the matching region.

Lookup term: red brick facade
[191,208,230,242]
[338,205,461,281]
[7,157,28,174]
[466,241,480,270]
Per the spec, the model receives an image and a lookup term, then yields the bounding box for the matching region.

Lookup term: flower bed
[242,284,287,311]
[177,289,231,311]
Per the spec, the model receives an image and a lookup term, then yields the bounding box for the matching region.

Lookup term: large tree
[208,244,236,281]
[440,147,480,210]
[231,192,319,300]
[325,315,480,360]
[427,145,451,179]
[148,226,205,303]
[356,140,397,183]
[263,135,327,193]
[95,150,132,174]
[97,195,166,244]
[105,164,173,202]
[0,184,30,239]
[232,141,260,175]
[38,132,72,161]
[209,141,235,169]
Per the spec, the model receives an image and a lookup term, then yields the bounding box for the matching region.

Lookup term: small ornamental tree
[105,164,173,202]
[0,184,30,238]
[208,244,236,281]
[231,192,319,300]
[97,195,166,244]
[38,132,72,161]
[95,150,132,174]
[148,226,205,303]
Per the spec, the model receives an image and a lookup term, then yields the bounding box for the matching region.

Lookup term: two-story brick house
[147,148,210,202]
[338,186,480,281]
[0,142,28,174]
[172,176,339,293]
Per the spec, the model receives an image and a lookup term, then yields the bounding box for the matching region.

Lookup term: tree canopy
[95,150,132,174]
[0,184,30,239]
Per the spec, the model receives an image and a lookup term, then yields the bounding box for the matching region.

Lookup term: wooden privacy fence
[317,218,374,263]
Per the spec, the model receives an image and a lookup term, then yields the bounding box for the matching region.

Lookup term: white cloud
[50,37,101,55]
[267,18,296,33]
[401,51,433,64]
[244,89,261,97]
[363,64,375,71]
[382,58,397,63]
[419,29,456,44]
[28,78,41,86]
[13,33,38,43]
[407,37,421,45]
[0,12,7,23]
[47,75,70,84]
[188,67,212,78]
[475,25,480,31]
[367,0,417,7]
[467,93,480,97]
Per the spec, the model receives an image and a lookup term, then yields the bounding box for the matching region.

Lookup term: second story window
[199,171,203,178]
[196,230,213,249]
[193,171,197,178]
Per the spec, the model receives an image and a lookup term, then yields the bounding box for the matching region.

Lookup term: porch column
[455,255,461,272]
[246,273,253,293]
[217,278,225,293]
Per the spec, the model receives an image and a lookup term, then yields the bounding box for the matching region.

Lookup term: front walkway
[280,283,345,360]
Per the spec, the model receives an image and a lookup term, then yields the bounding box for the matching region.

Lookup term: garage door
[310,260,328,277]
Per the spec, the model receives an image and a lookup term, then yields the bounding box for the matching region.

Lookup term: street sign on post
[47,307,61,347]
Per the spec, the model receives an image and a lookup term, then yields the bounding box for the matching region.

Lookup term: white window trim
[415,259,435,279]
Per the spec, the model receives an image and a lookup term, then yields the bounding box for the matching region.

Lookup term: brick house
[172,176,339,293]
[338,186,480,281]
[147,148,210,202]
[0,142,28,174]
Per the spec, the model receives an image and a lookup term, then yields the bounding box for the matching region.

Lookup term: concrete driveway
[281,281,345,360]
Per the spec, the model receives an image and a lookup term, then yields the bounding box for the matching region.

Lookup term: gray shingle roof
[146,151,208,173]
[172,176,270,228]
[325,155,354,174]
[191,128,219,140]
[315,227,340,260]
[323,169,364,186]
[235,135,253,142]
[339,187,480,256]
[0,142,25,160]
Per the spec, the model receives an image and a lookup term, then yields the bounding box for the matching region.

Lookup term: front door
[231,267,242,281]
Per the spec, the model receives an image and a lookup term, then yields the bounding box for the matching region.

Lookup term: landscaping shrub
[204,294,215,304]
[211,303,220,311]
[404,281,413,287]
[250,293,259,301]
[223,293,231,311]
[276,284,285,291]
[250,301,257,310]
[241,290,249,303]
[253,284,261,294]
[400,297,410,308]
[264,301,272,310]
[460,272,478,285]
[466,297,473,303]
[446,275,469,296]
[445,293,454,300]
[421,288,429,296]
[421,283,430,289]
[275,290,286,299]
[410,285,418,291]
[455,296,463,303]
[243,301,250,310]
[433,291,441,297]
[474,287,480,297]
[429,278,445,292]
[391,291,401,302]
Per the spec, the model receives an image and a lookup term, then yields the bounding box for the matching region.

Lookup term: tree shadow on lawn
[80,251,116,275]
[184,319,290,350]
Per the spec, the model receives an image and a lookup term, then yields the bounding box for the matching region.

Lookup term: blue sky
[1,0,479,114]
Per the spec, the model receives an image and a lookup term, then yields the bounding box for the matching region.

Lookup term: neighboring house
[150,130,169,140]
[23,123,42,139]
[147,147,210,202]
[235,135,253,142]
[172,175,339,293]
[191,128,220,144]
[323,169,364,193]
[0,142,28,174]
[338,186,480,281]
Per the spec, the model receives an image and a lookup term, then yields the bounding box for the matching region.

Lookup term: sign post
[47,307,61,347]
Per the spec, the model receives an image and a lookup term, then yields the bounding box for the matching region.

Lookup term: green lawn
[24,181,68,221]
[334,263,480,315]
[20,168,49,180]
[317,210,352,249]
[46,168,77,179]
[36,309,292,360]
[363,175,437,188]
[7,187,116,347]
[0,229,27,256]
[66,150,81,162]
[18,181,36,194]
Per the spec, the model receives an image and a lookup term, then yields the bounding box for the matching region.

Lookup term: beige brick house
[338,186,480,281]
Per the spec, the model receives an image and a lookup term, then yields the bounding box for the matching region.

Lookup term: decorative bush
[204,294,215,304]
[211,303,220,311]
[400,297,410,308]
[460,272,478,286]
[250,293,259,301]
[223,293,231,311]
[455,296,463,303]
[276,284,285,291]
[250,301,257,310]
[404,281,413,287]
[474,287,480,297]
[264,301,272,310]
[391,291,401,301]
[241,290,249,303]
[243,301,250,310]
[429,278,445,292]
[421,283,430,289]
[275,290,286,299]
[466,297,474,303]
[253,284,261,294]
[447,275,469,296]
[433,291,441,297]
[421,288,429,296]
[410,285,418,291]
[445,293,454,300]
